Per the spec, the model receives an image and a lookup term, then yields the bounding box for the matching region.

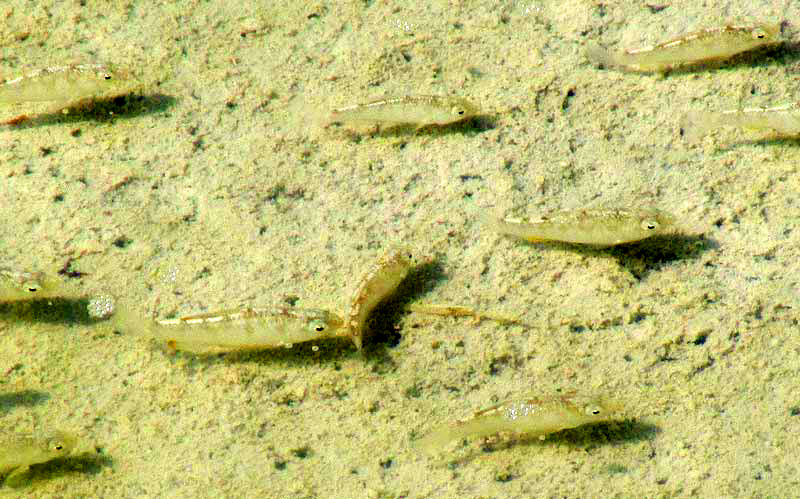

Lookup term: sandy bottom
[1,1,798,497]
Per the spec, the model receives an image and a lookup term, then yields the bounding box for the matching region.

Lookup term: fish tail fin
[681,111,720,143]
[480,211,516,237]
[585,43,618,69]
[413,424,466,454]
[487,215,540,242]
[88,294,154,337]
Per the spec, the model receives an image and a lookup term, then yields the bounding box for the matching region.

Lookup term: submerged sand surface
[1,0,798,497]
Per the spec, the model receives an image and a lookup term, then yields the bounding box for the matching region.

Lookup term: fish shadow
[0,297,103,326]
[6,451,114,488]
[607,233,717,279]
[0,390,50,415]
[771,39,800,66]
[497,419,659,451]
[338,113,497,141]
[557,418,661,447]
[5,93,177,128]
[516,233,716,279]
[60,451,114,477]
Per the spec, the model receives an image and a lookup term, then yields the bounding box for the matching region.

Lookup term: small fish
[0,430,77,484]
[415,393,619,453]
[110,303,346,354]
[346,247,415,350]
[0,268,77,303]
[0,63,137,122]
[0,63,135,105]
[406,303,520,326]
[586,23,782,73]
[329,95,479,130]
[490,208,675,247]
[682,102,800,142]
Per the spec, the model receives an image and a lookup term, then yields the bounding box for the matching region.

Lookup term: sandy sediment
[1,0,798,497]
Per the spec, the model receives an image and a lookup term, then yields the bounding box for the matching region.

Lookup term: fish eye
[312,321,326,332]
[584,405,602,416]
[48,439,67,451]
[452,106,465,115]
[103,73,112,80]
[22,280,41,293]
[753,29,767,39]
[641,219,659,231]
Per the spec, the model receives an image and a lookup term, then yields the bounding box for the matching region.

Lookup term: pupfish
[406,303,520,326]
[108,302,346,354]
[0,63,136,105]
[415,393,620,452]
[682,102,800,142]
[0,268,78,303]
[346,247,415,350]
[329,95,479,130]
[586,23,782,73]
[0,63,137,122]
[490,208,676,247]
[0,430,77,484]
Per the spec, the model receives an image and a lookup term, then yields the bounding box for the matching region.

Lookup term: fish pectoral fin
[522,236,547,243]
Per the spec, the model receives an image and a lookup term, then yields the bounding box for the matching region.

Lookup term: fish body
[587,23,782,73]
[0,431,77,482]
[491,208,675,247]
[682,102,800,141]
[0,63,135,106]
[112,304,345,354]
[330,95,479,128]
[415,393,619,452]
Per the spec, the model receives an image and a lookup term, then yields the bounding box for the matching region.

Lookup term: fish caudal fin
[681,111,719,143]
[585,43,618,69]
